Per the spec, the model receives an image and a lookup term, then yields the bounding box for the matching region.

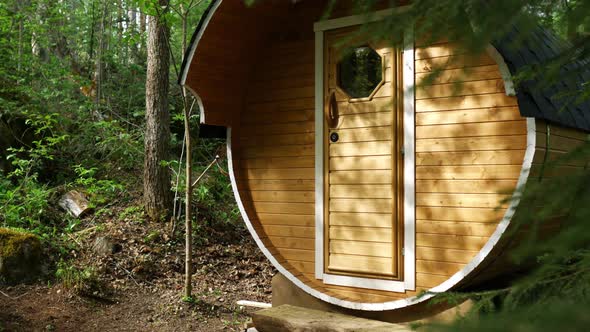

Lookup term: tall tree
[143,0,172,221]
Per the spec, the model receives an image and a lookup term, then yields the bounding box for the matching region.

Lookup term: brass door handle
[327,91,339,129]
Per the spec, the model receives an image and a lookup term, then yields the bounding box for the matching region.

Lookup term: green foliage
[182,295,198,304]
[73,165,124,206]
[118,205,146,223]
[0,175,52,232]
[0,0,225,293]
[426,143,590,331]
[144,230,161,243]
[55,260,97,291]
[0,111,63,231]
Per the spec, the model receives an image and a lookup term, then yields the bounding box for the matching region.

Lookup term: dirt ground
[0,283,266,331]
[0,205,275,332]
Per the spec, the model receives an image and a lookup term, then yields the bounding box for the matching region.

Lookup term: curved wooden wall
[182,0,543,311]
[231,17,528,304]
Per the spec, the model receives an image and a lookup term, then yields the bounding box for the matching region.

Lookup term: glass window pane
[337,46,383,99]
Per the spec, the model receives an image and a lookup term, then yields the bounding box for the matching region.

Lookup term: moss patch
[0,228,42,284]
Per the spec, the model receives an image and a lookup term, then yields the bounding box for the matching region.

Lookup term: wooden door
[324,27,404,280]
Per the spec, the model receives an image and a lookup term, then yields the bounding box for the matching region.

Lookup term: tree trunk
[139,11,146,56]
[144,0,172,221]
[183,88,193,298]
[94,0,109,110]
[129,8,138,63]
[117,0,123,52]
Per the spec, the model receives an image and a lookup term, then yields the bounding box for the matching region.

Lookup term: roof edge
[178,0,222,86]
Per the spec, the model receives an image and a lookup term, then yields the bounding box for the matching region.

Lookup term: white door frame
[313,9,416,292]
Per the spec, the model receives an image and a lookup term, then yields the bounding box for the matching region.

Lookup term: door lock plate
[330,132,339,143]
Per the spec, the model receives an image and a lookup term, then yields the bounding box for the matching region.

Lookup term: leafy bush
[55,260,98,292]
[430,142,590,331]
[73,165,125,207]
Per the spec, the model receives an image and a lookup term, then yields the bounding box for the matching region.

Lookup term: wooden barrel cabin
[179,0,590,320]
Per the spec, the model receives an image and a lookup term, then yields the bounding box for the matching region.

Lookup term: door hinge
[402,247,405,256]
[400,147,405,156]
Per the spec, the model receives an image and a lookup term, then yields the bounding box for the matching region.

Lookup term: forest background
[1,0,589,331]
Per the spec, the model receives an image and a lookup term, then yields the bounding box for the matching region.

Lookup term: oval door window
[337,46,383,99]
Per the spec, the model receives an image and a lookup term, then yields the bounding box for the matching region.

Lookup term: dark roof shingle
[493,25,590,132]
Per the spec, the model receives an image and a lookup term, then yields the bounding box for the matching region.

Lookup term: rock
[0,228,42,284]
[91,236,118,256]
[252,305,411,332]
[58,190,91,217]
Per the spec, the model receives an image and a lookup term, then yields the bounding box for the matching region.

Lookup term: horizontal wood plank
[416,247,478,264]
[269,236,315,250]
[329,226,392,242]
[241,109,314,125]
[255,213,315,227]
[240,121,314,136]
[415,66,501,85]
[239,156,314,169]
[416,93,518,112]
[416,193,509,208]
[416,260,463,276]
[246,85,314,103]
[416,220,499,237]
[417,233,488,251]
[416,272,449,288]
[337,97,394,115]
[261,225,315,238]
[416,150,525,166]
[416,121,526,139]
[330,185,392,199]
[277,248,315,262]
[415,43,469,60]
[338,111,393,129]
[416,79,505,99]
[240,133,315,147]
[240,168,314,180]
[330,170,392,184]
[237,179,315,191]
[330,240,392,258]
[329,127,393,143]
[415,106,522,125]
[239,145,314,158]
[329,212,392,228]
[289,260,315,274]
[416,206,505,222]
[329,141,392,157]
[246,190,314,203]
[415,54,495,73]
[329,156,392,170]
[415,165,522,180]
[248,201,314,215]
[246,98,315,113]
[329,254,392,275]
[330,198,392,213]
[416,179,518,193]
[416,135,527,152]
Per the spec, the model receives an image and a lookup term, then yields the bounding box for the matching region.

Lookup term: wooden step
[252,304,411,332]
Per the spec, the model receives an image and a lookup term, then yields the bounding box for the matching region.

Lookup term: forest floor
[0,200,275,332]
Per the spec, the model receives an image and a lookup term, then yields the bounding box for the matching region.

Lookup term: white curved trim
[486,45,516,96]
[183,85,206,124]
[222,15,536,313]
[228,115,536,311]
[179,0,222,86]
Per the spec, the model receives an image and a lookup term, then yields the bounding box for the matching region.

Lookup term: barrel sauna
[179,0,590,320]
